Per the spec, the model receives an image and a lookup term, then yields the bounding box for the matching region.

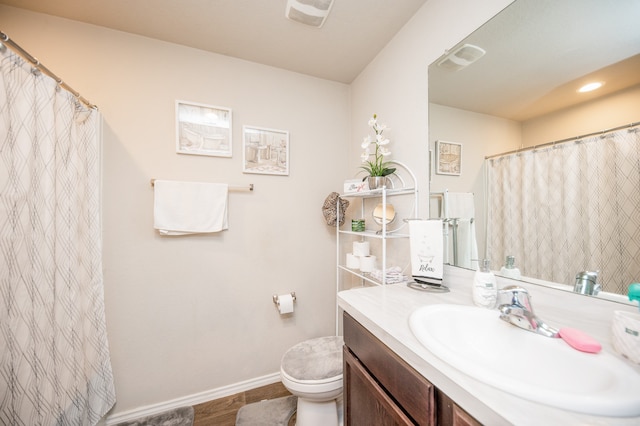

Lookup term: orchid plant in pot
[360,114,395,189]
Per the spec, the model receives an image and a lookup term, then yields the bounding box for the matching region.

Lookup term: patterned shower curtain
[487,126,640,295]
[0,49,115,424]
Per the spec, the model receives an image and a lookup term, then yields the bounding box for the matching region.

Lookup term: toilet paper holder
[273,292,296,306]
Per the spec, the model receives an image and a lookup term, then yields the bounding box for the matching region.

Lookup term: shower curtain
[487,126,640,294]
[0,49,115,424]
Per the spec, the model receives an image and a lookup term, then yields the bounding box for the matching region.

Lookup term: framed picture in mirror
[176,100,232,157]
[435,140,462,176]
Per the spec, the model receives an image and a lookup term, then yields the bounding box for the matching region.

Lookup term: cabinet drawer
[343,312,436,425]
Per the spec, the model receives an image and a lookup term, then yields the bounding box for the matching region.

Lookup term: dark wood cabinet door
[452,403,482,426]
[437,388,482,426]
[344,346,414,426]
[343,312,436,425]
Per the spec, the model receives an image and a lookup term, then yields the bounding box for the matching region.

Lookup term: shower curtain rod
[0,31,96,109]
[485,121,640,160]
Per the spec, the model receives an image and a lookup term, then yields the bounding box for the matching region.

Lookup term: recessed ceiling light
[578,82,604,93]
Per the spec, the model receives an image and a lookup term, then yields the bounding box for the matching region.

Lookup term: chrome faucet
[574,271,601,295]
[497,285,558,338]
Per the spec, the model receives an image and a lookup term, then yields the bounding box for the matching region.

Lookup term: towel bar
[150,179,253,192]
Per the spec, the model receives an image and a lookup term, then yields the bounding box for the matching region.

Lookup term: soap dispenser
[473,259,497,309]
[500,255,521,280]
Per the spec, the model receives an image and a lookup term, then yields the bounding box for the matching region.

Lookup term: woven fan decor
[322,192,349,227]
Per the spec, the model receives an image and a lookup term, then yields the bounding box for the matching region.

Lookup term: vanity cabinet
[343,312,481,426]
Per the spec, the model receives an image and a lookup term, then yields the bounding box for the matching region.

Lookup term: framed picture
[176,100,232,157]
[435,140,462,176]
[242,126,289,175]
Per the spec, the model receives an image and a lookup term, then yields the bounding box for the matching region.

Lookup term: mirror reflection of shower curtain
[0,50,115,423]
[486,126,640,294]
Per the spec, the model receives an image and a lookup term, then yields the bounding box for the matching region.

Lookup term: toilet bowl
[280,336,344,426]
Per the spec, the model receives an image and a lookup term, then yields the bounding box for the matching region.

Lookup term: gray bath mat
[114,406,194,426]
[235,395,297,426]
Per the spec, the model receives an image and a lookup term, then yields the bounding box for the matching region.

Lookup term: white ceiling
[4,0,639,121]
[0,0,427,84]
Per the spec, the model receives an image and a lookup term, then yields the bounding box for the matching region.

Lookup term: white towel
[153,180,228,235]
[409,220,444,280]
[370,266,409,284]
[444,192,475,219]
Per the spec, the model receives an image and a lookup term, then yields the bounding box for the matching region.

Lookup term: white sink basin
[409,304,640,417]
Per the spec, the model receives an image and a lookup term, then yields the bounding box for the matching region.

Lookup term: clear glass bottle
[473,259,497,308]
[499,255,521,279]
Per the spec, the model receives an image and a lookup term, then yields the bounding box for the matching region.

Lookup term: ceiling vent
[437,44,486,71]
[285,0,335,28]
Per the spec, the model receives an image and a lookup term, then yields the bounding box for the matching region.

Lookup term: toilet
[280,336,344,426]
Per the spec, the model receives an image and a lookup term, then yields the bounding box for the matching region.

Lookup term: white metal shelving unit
[336,161,419,285]
[335,162,419,334]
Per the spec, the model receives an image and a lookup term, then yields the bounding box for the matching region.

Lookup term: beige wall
[1,5,349,416]
[522,84,640,146]
[349,0,514,219]
[349,0,514,267]
[0,0,516,419]
[429,104,521,259]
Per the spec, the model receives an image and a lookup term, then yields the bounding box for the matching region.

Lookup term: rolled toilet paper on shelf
[359,255,376,273]
[277,294,294,314]
[346,253,360,269]
[353,241,370,257]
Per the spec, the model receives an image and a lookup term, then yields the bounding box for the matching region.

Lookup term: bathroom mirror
[428,0,640,299]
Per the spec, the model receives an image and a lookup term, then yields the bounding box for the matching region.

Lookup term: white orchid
[361,135,372,149]
[376,135,390,145]
[360,114,396,177]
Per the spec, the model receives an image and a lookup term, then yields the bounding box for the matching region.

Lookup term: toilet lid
[281,336,343,382]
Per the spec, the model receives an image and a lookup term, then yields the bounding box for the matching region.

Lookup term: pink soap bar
[558,328,602,353]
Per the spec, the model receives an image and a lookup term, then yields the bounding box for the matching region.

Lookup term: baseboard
[105,371,281,425]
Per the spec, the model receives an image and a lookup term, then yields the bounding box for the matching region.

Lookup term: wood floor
[192,381,294,425]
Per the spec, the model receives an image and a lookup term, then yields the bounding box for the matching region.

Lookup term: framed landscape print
[176,100,232,157]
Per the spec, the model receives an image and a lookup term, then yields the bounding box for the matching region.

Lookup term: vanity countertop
[337,265,640,426]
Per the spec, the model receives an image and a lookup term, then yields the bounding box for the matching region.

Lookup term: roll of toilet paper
[277,294,294,314]
[353,241,370,257]
[346,253,360,269]
[359,255,376,273]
